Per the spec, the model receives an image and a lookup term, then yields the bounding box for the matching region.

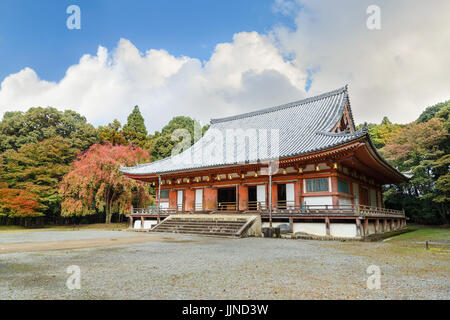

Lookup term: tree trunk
[105,204,112,224]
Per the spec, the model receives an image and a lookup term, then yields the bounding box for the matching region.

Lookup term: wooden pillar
[141,216,144,229]
[325,217,331,236]
[390,219,394,231]
[129,216,133,228]
[271,183,277,210]
[363,218,369,236]
[238,184,248,211]
[331,175,339,209]
[294,180,301,206]
[383,219,387,232]
[375,219,379,234]
[289,217,294,233]
[356,218,361,236]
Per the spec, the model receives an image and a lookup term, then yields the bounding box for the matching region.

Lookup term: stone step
[158,220,245,226]
[169,219,247,223]
[154,225,242,232]
[150,214,256,237]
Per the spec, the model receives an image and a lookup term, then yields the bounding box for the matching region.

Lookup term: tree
[97,119,128,145]
[357,117,403,149]
[122,105,148,148]
[59,143,152,223]
[150,116,209,161]
[0,136,79,218]
[0,183,40,218]
[417,100,450,123]
[0,107,97,152]
[382,117,449,224]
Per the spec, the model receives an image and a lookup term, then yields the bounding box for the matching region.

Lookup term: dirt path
[0,235,183,254]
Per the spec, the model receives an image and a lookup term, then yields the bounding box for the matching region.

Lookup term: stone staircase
[150,214,261,238]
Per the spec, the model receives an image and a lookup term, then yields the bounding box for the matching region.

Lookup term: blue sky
[0,0,448,130]
[0,0,295,82]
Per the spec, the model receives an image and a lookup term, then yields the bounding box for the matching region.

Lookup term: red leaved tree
[59,143,152,223]
[0,183,40,218]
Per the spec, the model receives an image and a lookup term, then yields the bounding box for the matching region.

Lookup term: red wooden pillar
[294,180,301,206]
[383,219,387,232]
[331,174,339,208]
[271,183,277,210]
[238,185,248,211]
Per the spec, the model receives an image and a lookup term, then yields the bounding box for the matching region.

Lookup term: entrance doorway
[277,184,287,209]
[248,186,257,210]
[277,183,295,209]
[217,187,237,211]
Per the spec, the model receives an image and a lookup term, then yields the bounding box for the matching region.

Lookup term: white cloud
[0,35,305,132]
[1,0,449,131]
[272,0,450,124]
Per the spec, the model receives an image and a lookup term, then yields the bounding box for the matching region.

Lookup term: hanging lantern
[282,169,287,175]
[228,174,232,180]
[241,173,245,179]
[254,172,258,177]
[186,178,190,183]
[298,167,303,174]
[333,162,338,169]
[315,164,320,171]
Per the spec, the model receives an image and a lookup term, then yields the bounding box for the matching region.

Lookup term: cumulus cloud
[0,34,305,131]
[272,0,450,124]
[1,0,449,131]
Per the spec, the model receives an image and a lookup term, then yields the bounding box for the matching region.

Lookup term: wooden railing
[131,203,405,218]
[247,201,267,211]
[217,201,237,211]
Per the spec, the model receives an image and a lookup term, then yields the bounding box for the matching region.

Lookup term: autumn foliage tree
[0,183,40,218]
[59,143,152,223]
[0,136,79,218]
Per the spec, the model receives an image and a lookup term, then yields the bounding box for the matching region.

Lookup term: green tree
[0,136,79,218]
[417,100,450,123]
[382,117,449,224]
[0,107,97,152]
[150,116,208,161]
[122,105,148,148]
[97,119,128,145]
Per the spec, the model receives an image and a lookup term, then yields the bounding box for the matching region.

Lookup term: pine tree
[122,106,148,148]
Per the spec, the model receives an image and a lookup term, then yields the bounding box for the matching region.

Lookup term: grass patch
[386,225,450,242]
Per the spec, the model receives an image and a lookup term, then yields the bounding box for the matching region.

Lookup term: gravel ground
[0,230,448,300]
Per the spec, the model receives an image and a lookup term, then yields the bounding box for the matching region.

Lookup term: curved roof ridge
[210,85,348,124]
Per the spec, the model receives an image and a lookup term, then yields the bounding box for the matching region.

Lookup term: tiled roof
[121,86,367,175]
